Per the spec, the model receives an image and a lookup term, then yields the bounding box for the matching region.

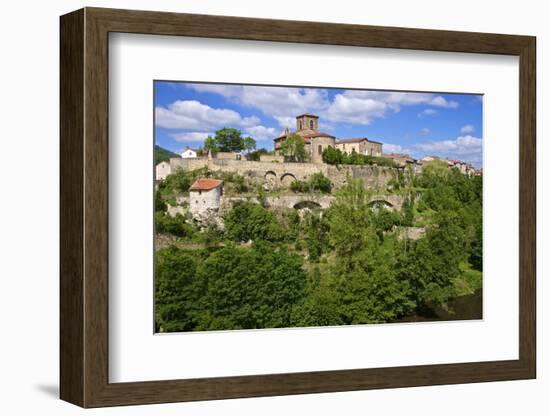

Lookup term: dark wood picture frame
[60,7,536,408]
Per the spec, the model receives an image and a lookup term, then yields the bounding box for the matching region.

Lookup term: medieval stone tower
[296,113,319,133]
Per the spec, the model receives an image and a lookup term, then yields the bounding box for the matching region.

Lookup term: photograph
[153,81,483,333]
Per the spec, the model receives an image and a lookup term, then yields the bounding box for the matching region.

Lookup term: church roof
[189,178,224,191]
[299,131,335,139]
[296,113,319,118]
[336,137,383,145]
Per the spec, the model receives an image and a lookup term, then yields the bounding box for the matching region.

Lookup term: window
[310,120,314,129]
[318,145,322,155]
[298,120,302,130]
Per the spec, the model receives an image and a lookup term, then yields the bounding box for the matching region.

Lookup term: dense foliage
[203,128,256,153]
[156,244,307,331]
[280,134,306,162]
[224,202,284,243]
[155,161,483,332]
[247,148,270,161]
[290,173,332,194]
[322,146,396,167]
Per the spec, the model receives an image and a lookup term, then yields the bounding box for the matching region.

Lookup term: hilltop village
[155,113,478,223]
[154,112,483,332]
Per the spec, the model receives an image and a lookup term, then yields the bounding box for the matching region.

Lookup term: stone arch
[368,199,394,209]
[293,200,322,210]
[264,170,277,180]
[280,173,297,187]
[264,170,277,188]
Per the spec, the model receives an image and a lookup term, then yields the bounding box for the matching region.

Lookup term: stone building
[274,113,384,163]
[155,161,172,180]
[180,147,198,158]
[335,138,383,156]
[189,178,224,215]
[274,113,336,164]
[383,153,418,167]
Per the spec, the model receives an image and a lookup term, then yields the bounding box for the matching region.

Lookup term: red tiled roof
[299,131,335,139]
[189,178,223,191]
[336,137,368,144]
[336,137,383,145]
[275,131,334,143]
[296,113,319,118]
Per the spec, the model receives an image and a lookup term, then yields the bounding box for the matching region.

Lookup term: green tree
[203,135,219,153]
[224,202,284,242]
[243,136,257,154]
[303,212,329,262]
[247,148,269,161]
[196,243,307,330]
[396,211,466,306]
[155,248,204,332]
[326,179,375,258]
[332,241,415,324]
[401,193,415,226]
[155,212,197,238]
[155,190,167,212]
[308,172,332,193]
[322,146,345,165]
[213,127,245,152]
[280,134,306,162]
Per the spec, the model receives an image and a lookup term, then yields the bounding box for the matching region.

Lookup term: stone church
[273,113,383,163]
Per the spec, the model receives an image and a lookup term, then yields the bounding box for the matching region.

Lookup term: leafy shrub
[290,173,332,194]
[224,202,284,242]
[322,147,396,167]
[155,212,196,238]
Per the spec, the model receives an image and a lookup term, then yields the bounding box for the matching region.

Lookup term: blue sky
[155,81,483,167]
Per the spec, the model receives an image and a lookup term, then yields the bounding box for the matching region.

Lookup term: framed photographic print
[60,7,536,408]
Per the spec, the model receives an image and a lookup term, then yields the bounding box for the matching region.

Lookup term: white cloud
[185,84,459,129]
[244,125,277,140]
[186,84,329,128]
[414,135,482,164]
[384,143,412,154]
[418,108,438,117]
[383,135,482,165]
[273,116,296,129]
[170,131,213,143]
[323,91,458,125]
[461,124,475,133]
[429,96,459,108]
[420,127,431,135]
[155,100,259,130]
[324,94,387,125]
[415,135,482,154]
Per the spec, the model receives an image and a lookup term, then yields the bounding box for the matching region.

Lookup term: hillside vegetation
[154,161,483,332]
[154,145,180,165]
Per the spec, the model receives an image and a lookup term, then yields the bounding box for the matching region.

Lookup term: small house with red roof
[189,178,224,215]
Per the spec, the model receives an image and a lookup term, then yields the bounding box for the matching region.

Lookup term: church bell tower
[296,113,319,132]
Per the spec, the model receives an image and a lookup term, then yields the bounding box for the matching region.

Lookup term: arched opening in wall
[264,171,277,190]
[280,173,297,187]
[293,200,322,210]
[310,120,314,129]
[367,199,394,210]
